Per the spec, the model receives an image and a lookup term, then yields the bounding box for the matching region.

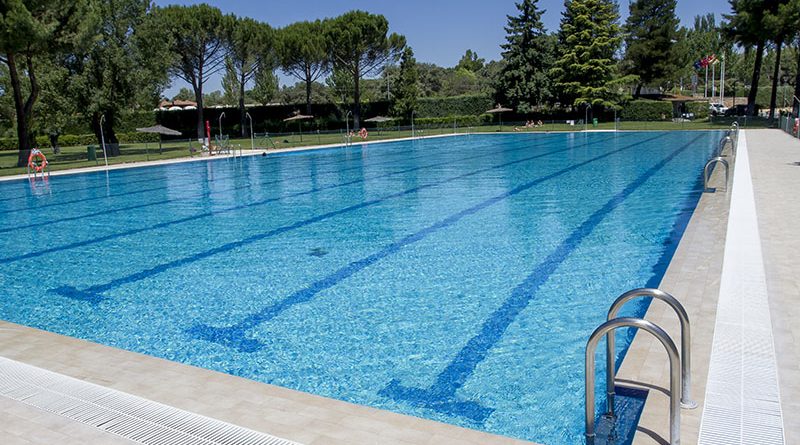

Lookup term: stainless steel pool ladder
[585,288,695,445]
[703,157,729,192]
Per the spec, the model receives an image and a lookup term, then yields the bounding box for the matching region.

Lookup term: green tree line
[2,0,799,167]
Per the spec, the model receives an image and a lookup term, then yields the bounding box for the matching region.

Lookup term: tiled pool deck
[1,129,797,444]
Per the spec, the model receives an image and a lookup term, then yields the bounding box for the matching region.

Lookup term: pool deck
[618,129,798,445]
[1,129,798,445]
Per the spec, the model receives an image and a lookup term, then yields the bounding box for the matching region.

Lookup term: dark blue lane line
[49,133,648,303]
[0,134,543,215]
[0,136,396,201]
[2,134,604,264]
[0,134,566,233]
[0,157,247,204]
[378,134,705,424]
[611,131,719,373]
[185,133,668,353]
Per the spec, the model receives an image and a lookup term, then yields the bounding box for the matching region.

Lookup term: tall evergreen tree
[326,10,405,128]
[392,47,418,119]
[0,0,90,166]
[725,0,773,116]
[623,0,680,96]
[551,0,632,109]
[277,20,329,115]
[226,17,273,137]
[71,0,171,151]
[784,0,800,115]
[250,66,279,106]
[154,4,230,141]
[498,0,553,113]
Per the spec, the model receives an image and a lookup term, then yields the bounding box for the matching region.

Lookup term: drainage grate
[698,132,785,445]
[0,356,302,445]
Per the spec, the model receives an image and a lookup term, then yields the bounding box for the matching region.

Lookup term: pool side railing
[585,288,695,445]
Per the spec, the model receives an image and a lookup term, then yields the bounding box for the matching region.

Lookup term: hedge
[620,99,673,121]
[412,114,493,127]
[415,95,494,118]
[685,101,709,119]
[0,132,160,151]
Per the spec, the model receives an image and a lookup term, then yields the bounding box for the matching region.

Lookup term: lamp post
[246,112,254,151]
[99,114,109,169]
[584,103,589,132]
[218,112,225,140]
[411,111,416,139]
[345,111,352,145]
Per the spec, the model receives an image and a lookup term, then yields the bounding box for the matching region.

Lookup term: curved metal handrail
[704,157,729,192]
[586,317,681,445]
[605,288,696,412]
[719,134,736,158]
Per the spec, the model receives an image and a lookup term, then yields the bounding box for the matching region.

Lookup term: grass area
[0,117,776,177]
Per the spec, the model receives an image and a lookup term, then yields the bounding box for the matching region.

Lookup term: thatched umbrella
[136,125,182,158]
[283,112,314,142]
[485,104,513,131]
[364,116,395,135]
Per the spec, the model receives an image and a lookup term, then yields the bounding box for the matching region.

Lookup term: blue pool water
[0,132,719,444]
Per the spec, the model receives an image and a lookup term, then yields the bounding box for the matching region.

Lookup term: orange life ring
[358,128,368,139]
[793,118,799,134]
[27,149,48,173]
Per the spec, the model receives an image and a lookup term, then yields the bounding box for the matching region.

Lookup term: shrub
[685,101,709,119]
[620,100,673,121]
[415,95,494,118]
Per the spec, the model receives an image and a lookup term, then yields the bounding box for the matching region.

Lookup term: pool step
[0,356,301,445]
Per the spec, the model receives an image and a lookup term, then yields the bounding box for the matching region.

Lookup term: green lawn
[0,118,773,177]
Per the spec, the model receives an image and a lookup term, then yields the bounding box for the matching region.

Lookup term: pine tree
[392,47,419,119]
[623,0,680,96]
[498,0,553,113]
[551,0,632,109]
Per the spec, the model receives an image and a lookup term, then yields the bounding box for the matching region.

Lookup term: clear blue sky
[155,0,732,95]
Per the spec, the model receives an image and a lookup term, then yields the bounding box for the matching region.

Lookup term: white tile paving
[698,131,785,445]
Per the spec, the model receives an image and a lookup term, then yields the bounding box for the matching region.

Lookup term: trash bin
[87,145,97,161]
[592,118,598,128]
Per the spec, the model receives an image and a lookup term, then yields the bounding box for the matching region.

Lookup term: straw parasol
[486,104,513,130]
[136,125,182,156]
[283,112,314,142]
[364,116,395,123]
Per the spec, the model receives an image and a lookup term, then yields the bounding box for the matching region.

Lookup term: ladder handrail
[704,157,729,192]
[718,135,735,157]
[605,288,697,413]
[586,317,681,445]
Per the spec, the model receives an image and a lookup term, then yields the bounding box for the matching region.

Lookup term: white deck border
[697,131,786,444]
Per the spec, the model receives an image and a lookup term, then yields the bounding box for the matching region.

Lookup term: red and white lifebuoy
[27,149,48,173]
[793,118,799,135]
[358,128,368,139]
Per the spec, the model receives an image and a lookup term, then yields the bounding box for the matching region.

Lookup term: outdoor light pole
[411,111,416,139]
[218,112,225,140]
[246,112,254,151]
[345,111,352,145]
[584,103,589,132]
[99,114,109,169]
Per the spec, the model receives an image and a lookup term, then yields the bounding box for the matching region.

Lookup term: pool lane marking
[184,133,669,353]
[378,133,707,423]
[0,134,541,217]
[0,134,563,233]
[48,134,644,303]
[0,134,500,213]
[0,136,419,203]
[2,135,602,264]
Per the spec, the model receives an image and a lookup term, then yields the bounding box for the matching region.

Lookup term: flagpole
[720,55,726,106]
[712,62,716,99]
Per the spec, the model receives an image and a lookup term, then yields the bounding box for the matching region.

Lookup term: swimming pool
[0,132,719,444]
